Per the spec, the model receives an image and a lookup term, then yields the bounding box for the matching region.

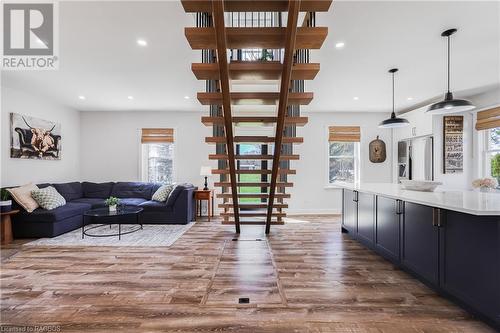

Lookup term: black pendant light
[379,68,409,128]
[427,29,475,114]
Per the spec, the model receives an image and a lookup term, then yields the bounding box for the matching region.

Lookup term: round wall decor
[369,136,386,163]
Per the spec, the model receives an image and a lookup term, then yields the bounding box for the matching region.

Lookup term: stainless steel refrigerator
[398,136,434,182]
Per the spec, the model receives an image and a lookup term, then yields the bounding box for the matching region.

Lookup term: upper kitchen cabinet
[394,107,434,141]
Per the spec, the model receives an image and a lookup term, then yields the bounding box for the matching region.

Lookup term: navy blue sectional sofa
[11,182,196,238]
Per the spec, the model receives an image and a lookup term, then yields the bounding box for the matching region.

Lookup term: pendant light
[379,68,409,128]
[427,29,475,114]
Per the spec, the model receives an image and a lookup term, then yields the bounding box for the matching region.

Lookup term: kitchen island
[336,183,500,329]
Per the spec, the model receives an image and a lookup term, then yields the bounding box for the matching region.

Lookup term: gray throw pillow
[152,184,176,202]
[31,186,66,210]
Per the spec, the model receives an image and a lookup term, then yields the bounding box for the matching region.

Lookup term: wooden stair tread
[205,136,303,144]
[212,169,296,175]
[222,220,284,225]
[181,0,332,13]
[192,62,320,81]
[215,182,293,187]
[202,116,308,126]
[209,154,299,160]
[197,92,313,106]
[217,193,291,199]
[221,212,286,217]
[219,203,288,209]
[185,27,328,50]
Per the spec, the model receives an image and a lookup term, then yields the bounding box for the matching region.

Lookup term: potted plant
[105,196,120,212]
[0,189,12,213]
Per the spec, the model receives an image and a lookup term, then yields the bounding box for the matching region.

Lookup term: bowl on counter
[400,180,443,192]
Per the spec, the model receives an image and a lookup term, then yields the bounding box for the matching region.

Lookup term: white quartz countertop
[333,183,500,216]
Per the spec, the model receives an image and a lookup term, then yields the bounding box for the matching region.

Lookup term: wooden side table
[194,190,214,221]
[1,210,19,246]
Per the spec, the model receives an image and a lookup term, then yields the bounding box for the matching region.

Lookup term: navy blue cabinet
[357,192,375,246]
[401,202,439,286]
[342,189,357,234]
[439,211,500,327]
[375,196,401,262]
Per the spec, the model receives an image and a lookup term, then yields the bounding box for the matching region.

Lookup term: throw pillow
[152,184,175,202]
[7,183,40,213]
[31,186,66,210]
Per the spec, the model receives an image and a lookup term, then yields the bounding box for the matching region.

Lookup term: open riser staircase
[182,0,331,233]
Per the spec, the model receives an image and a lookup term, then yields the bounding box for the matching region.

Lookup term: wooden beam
[185,27,328,50]
[205,136,303,144]
[212,0,240,233]
[214,182,294,187]
[266,0,300,234]
[197,92,313,106]
[192,62,320,81]
[212,169,296,175]
[209,154,300,160]
[202,116,308,126]
[181,0,332,13]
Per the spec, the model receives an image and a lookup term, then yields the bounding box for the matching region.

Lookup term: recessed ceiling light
[335,42,345,49]
[407,97,414,101]
[127,96,134,100]
[184,96,190,100]
[137,39,147,47]
[78,95,86,100]
[353,96,359,100]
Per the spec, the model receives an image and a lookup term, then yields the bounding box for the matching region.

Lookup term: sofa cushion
[139,200,173,213]
[111,182,155,199]
[31,186,66,210]
[53,182,83,201]
[119,198,148,206]
[152,184,175,202]
[82,182,114,199]
[71,198,106,209]
[7,183,40,213]
[17,202,91,223]
[166,184,194,206]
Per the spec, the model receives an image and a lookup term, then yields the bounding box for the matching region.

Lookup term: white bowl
[400,180,443,192]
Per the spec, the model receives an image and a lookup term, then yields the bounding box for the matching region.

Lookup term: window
[328,126,360,184]
[141,128,174,184]
[329,142,359,184]
[485,127,500,185]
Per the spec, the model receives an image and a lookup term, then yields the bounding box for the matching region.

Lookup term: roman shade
[141,128,174,143]
[328,126,361,142]
[475,107,500,131]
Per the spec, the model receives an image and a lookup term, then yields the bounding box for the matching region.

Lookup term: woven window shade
[328,126,361,142]
[476,107,500,131]
[141,128,174,143]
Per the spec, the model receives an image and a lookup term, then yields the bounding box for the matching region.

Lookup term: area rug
[25,223,195,247]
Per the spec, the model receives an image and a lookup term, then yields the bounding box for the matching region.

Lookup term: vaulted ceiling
[2,1,499,113]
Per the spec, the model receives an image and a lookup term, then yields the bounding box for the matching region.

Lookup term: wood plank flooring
[0,215,494,332]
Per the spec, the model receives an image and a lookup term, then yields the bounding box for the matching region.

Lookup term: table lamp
[200,166,211,190]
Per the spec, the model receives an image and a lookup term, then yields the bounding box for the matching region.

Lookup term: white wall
[288,112,393,214]
[80,111,392,214]
[79,111,212,189]
[1,86,81,187]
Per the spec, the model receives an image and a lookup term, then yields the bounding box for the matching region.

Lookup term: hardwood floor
[0,215,494,332]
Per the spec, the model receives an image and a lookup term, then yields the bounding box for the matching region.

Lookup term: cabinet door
[375,196,401,262]
[357,192,375,246]
[401,202,439,285]
[342,189,357,234]
[440,211,500,325]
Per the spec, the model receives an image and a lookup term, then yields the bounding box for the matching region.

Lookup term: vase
[109,205,117,212]
[479,187,492,193]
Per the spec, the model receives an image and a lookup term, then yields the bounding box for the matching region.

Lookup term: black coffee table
[82,207,143,240]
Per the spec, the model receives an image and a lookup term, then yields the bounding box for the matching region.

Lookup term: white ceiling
[2,1,499,113]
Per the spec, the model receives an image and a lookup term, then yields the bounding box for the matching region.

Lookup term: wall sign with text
[443,115,464,174]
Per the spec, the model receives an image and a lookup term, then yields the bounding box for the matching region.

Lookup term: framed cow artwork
[10,113,62,160]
